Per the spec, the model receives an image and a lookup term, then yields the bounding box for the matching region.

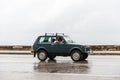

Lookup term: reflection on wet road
[0,54,120,80]
[34,56,120,75]
[34,60,89,73]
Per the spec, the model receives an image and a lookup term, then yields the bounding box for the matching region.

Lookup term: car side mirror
[62,40,66,44]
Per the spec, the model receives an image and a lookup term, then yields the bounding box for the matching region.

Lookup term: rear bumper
[31,50,34,55]
[31,50,37,57]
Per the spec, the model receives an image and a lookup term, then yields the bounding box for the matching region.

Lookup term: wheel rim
[72,52,80,61]
[39,52,46,60]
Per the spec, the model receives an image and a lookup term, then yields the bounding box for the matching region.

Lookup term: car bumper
[31,50,34,55]
[86,50,92,54]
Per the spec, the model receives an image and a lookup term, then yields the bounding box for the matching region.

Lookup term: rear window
[38,36,51,44]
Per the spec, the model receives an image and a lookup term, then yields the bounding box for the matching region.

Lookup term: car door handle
[51,43,54,45]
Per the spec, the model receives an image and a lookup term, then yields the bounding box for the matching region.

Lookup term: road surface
[0,54,120,80]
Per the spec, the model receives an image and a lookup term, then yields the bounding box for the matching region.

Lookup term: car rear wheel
[37,50,47,61]
[71,50,83,62]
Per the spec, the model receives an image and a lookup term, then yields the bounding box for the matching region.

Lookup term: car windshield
[64,36,74,43]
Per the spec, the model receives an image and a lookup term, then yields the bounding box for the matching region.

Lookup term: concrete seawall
[0,45,120,55]
[0,45,31,54]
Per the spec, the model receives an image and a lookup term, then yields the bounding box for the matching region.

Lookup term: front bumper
[86,50,92,54]
[84,45,92,54]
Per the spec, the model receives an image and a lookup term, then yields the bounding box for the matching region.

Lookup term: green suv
[32,33,91,62]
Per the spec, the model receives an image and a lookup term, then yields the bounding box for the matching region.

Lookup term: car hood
[67,42,91,49]
[67,42,87,46]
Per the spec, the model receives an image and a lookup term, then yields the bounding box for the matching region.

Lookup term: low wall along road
[0,45,31,54]
[0,45,120,55]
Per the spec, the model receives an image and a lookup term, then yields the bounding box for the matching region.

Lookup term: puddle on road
[34,59,90,74]
[33,59,120,75]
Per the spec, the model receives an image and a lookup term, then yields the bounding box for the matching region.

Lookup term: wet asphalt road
[0,54,120,80]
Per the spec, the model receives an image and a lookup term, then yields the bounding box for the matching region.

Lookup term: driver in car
[54,37,63,44]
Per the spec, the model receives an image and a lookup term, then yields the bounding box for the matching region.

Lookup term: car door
[50,36,69,56]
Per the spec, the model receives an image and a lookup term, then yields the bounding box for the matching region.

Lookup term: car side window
[38,36,51,44]
[53,36,63,44]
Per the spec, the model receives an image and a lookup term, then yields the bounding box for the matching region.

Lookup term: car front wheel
[37,50,47,61]
[82,53,88,60]
[71,50,83,62]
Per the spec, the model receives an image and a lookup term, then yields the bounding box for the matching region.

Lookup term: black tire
[37,50,47,61]
[71,50,83,62]
[48,55,56,60]
[82,53,88,60]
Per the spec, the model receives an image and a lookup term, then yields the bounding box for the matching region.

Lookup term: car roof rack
[56,33,64,36]
[45,33,64,36]
[45,33,55,36]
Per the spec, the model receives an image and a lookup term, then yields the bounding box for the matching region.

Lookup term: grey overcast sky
[0,0,120,45]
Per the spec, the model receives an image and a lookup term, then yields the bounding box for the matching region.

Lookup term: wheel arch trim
[34,47,48,57]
